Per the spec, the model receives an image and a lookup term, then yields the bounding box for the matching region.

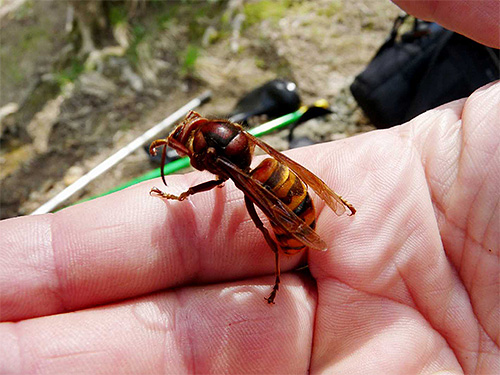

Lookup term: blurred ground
[0,0,400,218]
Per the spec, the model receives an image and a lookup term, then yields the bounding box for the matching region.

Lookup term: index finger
[393,0,500,48]
[0,173,267,321]
[0,145,355,322]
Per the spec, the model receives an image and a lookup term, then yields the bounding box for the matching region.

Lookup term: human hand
[2,0,499,372]
[1,80,498,373]
[393,0,500,48]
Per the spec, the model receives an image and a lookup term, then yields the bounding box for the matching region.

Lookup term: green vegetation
[126,23,147,67]
[156,3,180,29]
[0,49,24,85]
[0,21,50,88]
[20,25,48,51]
[317,0,343,17]
[180,44,200,77]
[254,57,267,69]
[243,0,291,27]
[53,58,85,86]
[11,0,34,21]
[108,4,128,26]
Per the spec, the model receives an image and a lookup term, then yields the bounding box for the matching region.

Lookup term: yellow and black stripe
[251,158,316,254]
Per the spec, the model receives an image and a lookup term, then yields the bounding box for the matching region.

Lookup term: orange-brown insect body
[251,158,316,254]
[149,111,355,304]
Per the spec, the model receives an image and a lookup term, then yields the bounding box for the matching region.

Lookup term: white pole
[30,91,211,215]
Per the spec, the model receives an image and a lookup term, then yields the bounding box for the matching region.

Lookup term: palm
[310,103,497,372]
[1,83,497,374]
[310,87,499,374]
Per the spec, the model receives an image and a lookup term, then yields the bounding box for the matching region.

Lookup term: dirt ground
[0,0,401,219]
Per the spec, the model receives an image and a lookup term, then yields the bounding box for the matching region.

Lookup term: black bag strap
[374,14,408,56]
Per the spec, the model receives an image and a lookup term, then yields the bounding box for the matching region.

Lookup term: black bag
[350,15,500,128]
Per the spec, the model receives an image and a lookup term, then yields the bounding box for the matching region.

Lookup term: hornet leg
[244,196,281,304]
[150,178,226,201]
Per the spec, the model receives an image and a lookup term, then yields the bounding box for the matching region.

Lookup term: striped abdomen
[251,158,316,254]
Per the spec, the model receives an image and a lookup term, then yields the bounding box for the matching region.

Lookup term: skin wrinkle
[466,245,499,351]
[434,276,455,335]
[177,197,207,285]
[168,282,315,374]
[441,249,481,363]
[459,166,482,255]
[444,211,497,258]
[468,163,500,251]
[466,239,481,293]
[456,93,490,234]
[45,349,103,360]
[305,273,318,374]
[449,324,481,374]
[308,278,322,375]
[48,213,69,314]
[427,174,447,219]
[483,300,500,344]
[153,294,176,374]
[457,100,499,352]
[303,301,315,374]
[418,331,447,374]
[215,190,244,207]
[473,337,481,375]
[479,330,500,357]
[172,288,197,374]
[409,105,463,221]
[311,182,362,284]
[151,298,169,374]
[155,196,203,288]
[369,223,421,307]
[395,266,418,314]
[483,199,499,251]
[399,254,475,367]
[398,106,491,370]
[318,273,423,325]
[186,304,207,374]
[436,91,499,371]
[422,120,460,206]
[313,276,459,373]
[351,131,429,304]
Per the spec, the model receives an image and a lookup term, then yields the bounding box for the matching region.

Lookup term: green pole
[78,107,306,202]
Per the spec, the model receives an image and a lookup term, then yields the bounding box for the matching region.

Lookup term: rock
[0,102,19,124]
[78,71,118,100]
[63,164,85,185]
[122,65,144,92]
[26,95,65,153]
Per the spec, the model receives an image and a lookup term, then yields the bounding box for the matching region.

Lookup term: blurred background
[2,0,495,219]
